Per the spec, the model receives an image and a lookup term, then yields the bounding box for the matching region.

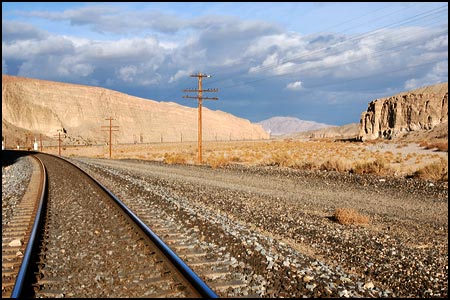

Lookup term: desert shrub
[419,140,428,147]
[230,155,241,162]
[299,161,316,170]
[405,153,415,160]
[333,208,370,225]
[393,155,404,163]
[412,158,448,181]
[436,142,448,152]
[320,159,347,172]
[207,153,232,169]
[265,151,292,167]
[384,151,394,157]
[427,142,448,152]
[420,141,448,152]
[351,157,389,175]
[164,152,187,165]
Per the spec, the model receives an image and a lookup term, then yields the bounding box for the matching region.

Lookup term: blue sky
[2,2,448,125]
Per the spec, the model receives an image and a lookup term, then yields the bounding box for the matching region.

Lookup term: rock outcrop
[359,82,448,141]
[2,75,269,147]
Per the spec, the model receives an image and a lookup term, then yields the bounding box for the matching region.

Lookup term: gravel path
[68,157,448,298]
[2,152,447,297]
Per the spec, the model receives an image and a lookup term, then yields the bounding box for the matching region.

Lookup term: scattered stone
[8,239,23,247]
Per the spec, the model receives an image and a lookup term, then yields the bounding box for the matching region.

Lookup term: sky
[2,2,448,125]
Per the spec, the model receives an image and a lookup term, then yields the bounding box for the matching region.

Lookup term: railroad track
[2,154,46,298]
[2,152,218,298]
[68,158,255,297]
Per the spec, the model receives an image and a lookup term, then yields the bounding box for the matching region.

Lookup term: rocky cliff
[359,82,448,141]
[2,75,269,147]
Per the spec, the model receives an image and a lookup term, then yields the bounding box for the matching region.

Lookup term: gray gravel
[67,157,448,298]
[2,152,33,233]
[3,152,447,298]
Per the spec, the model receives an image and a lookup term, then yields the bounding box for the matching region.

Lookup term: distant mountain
[282,123,360,139]
[257,116,334,136]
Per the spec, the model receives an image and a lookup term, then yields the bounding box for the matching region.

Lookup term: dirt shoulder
[70,157,448,297]
[79,157,447,252]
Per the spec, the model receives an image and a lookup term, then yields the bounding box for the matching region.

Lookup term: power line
[154,4,447,106]
[304,57,448,90]
[217,28,448,89]
[229,4,448,79]
[205,3,443,85]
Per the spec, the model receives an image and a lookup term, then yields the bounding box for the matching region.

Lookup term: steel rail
[10,155,47,298]
[60,156,219,298]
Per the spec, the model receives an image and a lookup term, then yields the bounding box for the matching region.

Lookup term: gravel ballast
[67,157,448,298]
[3,153,447,297]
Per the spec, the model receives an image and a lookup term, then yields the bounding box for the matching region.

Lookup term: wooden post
[183,73,218,164]
[101,117,119,158]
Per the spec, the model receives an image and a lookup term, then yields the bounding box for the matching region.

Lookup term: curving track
[2,154,46,298]
[3,151,447,298]
[2,152,217,298]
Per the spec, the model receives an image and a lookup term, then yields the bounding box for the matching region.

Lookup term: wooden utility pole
[101,117,119,158]
[183,73,218,164]
[53,130,63,156]
[25,134,32,150]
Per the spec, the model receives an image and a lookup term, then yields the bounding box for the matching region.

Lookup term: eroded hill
[2,75,269,147]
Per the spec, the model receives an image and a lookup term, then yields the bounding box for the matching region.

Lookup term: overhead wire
[204,2,426,82]
[155,3,447,102]
[217,26,448,90]
[304,58,448,90]
[216,4,448,84]
[156,3,413,102]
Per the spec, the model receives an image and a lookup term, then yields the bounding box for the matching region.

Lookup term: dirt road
[69,157,448,297]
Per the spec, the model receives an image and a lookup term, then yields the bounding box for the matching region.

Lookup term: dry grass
[42,138,448,181]
[163,152,189,165]
[412,158,448,181]
[319,159,349,172]
[206,153,232,169]
[351,157,390,175]
[420,141,448,152]
[333,208,370,225]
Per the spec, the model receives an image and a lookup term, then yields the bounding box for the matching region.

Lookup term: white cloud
[245,32,304,57]
[117,65,138,82]
[404,61,449,90]
[169,70,190,83]
[3,35,74,59]
[80,37,161,61]
[2,20,48,41]
[286,81,303,91]
[58,56,94,77]
[3,4,447,124]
